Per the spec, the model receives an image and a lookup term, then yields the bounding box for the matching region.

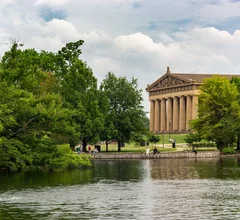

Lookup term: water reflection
[92,160,146,182]
[0,168,94,191]
[1,157,240,219]
[150,157,240,180]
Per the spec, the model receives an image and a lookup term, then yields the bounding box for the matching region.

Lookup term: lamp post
[168,122,171,140]
[162,127,164,148]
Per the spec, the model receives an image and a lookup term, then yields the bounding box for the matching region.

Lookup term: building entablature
[146,67,240,133]
[149,84,200,100]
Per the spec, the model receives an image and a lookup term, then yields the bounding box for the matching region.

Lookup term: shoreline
[91,150,221,159]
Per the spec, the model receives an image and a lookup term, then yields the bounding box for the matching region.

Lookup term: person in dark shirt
[153,147,158,157]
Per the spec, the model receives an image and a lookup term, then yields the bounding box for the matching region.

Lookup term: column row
[150,95,198,132]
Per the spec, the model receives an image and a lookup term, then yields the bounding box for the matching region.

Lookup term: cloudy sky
[1,0,240,112]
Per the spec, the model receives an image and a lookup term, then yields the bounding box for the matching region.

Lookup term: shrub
[222,147,236,155]
[33,144,92,169]
[190,141,216,148]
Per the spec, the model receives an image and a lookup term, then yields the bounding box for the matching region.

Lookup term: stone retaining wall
[92,151,220,159]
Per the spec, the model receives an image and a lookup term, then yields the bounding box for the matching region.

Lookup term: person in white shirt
[146,147,150,157]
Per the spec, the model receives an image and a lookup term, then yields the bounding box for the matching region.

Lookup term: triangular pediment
[146,67,240,92]
[147,73,193,91]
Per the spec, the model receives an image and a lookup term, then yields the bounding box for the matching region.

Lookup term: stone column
[186,95,192,130]
[167,97,173,131]
[173,96,179,131]
[192,95,198,119]
[150,100,155,131]
[161,98,166,131]
[179,96,186,131]
[154,99,160,132]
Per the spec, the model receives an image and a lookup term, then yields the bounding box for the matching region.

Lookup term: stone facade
[146,67,240,133]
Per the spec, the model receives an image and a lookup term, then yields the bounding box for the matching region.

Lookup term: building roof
[146,67,240,92]
[170,73,239,83]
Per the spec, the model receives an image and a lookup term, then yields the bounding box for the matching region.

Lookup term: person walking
[146,147,150,157]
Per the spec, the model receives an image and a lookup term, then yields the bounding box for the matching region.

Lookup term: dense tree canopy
[0,41,94,170]
[100,72,148,151]
[0,40,148,169]
[56,41,104,151]
[230,77,240,149]
[190,76,240,150]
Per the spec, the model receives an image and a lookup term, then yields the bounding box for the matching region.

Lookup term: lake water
[1,157,240,219]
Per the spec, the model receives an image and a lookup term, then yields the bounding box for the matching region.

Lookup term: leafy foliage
[0,40,148,169]
[130,132,145,146]
[190,76,240,150]
[0,41,93,170]
[32,144,92,169]
[222,147,236,155]
[148,133,161,145]
[230,77,240,150]
[184,132,202,144]
[56,41,104,151]
[100,72,147,151]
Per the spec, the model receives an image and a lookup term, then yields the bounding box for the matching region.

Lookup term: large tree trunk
[105,140,109,152]
[117,140,125,152]
[118,140,121,152]
[82,139,88,152]
[237,136,240,150]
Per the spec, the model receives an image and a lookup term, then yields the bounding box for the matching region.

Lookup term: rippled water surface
[1,157,240,219]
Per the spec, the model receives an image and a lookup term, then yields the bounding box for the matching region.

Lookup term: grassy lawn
[98,134,187,153]
[100,144,177,153]
[96,134,217,153]
[98,144,217,153]
[161,133,188,144]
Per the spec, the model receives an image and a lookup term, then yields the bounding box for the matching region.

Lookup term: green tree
[148,133,161,147]
[56,40,104,151]
[131,132,144,147]
[230,77,240,150]
[191,76,240,151]
[184,132,202,144]
[0,42,92,170]
[100,72,147,151]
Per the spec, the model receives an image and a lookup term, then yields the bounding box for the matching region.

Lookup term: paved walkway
[156,143,189,152]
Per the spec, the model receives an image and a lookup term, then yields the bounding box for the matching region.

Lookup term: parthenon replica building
[146,67,239,134]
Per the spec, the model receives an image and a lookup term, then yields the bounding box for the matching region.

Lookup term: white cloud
[44,19,80,41]
[80,27,240,111]
[35,0,68,7]
[115,33,158,52]
[1,0,240,111]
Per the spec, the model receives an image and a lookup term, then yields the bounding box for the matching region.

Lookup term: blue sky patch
[132,2,141,9]
[39,8,66,22]
[137,18,193,33]
[212,16,240,34]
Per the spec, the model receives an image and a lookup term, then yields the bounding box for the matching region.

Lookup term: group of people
[78,145,99,154]
[145,147,158,157]
[88,146,99,154]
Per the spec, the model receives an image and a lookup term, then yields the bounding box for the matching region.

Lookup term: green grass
[99,144,177,153]
[160,133,188,144]
[97,134,218,153]
[99,144,217,153]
